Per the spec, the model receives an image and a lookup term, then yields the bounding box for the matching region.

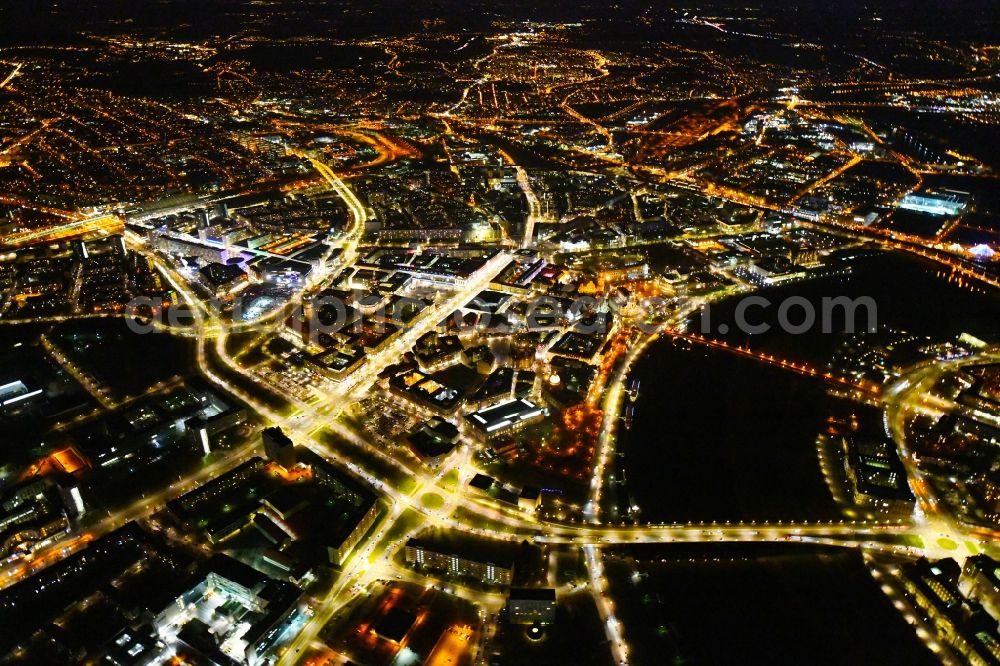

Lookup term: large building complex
[897,189,972,217]
[158,554,304,666]
[404,537,514,585]
[465,399,547,441]
[2,4,1000,666]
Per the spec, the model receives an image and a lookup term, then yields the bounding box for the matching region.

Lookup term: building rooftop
[405,537,516,570]
[469,473,496,491]
[373,607,417,643]
[520,485,541,501]
[199,261,246,287]
[407,417,460,459]
[263,485,310,519]
[467,399,545,434]
[509,587,556,601]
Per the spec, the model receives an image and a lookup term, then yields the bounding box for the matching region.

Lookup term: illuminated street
[2,3,1000,666]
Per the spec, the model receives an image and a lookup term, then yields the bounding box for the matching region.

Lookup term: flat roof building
[405,537,513,585]
[262,427,296,469]
[898,189,971,217]
[406,417,460,465]
[161,554,303,666]
[466,399,546,441]
[508,588,556,625]
[0,379,44,413]
[843,437,914,515]
[198,262,248,297]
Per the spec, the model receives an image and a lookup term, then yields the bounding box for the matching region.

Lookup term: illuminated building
[309,344,366,380]
[309,457,380,566]
[386,367,466,416]
[158,554,303,666]
[56,475,85,518]
[0,379,44,413]
[413,331,465,372]
[406,417,460,466]
[0,478,72,558]
[901,558,1000,665]
[104,626,162,666]
[735,256,806,287]
[508,588,556,625]
[150,233,227,264]
[898,189,971,217]
[167,458,266,533]
[960,556,1000,625]
[208,406,248,433]
[0,523,187,662]
[466,398,546,441]
[168,451,375,567]
[185,417,212,456]
[404,538,513,585]
[252,256,313,284]
[186,407,247,455]
[198,262,249,298]
[842,437,914,515]
[597,262,649,285]
[467,474,538,510]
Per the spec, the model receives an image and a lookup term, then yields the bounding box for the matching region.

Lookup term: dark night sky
[0,1,997,44]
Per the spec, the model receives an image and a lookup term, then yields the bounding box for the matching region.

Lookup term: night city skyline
[2,2,1000,664]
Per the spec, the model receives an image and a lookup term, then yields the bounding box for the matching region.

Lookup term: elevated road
[0,213,123,250]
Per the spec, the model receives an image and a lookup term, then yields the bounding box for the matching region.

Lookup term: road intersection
[3,154,998,666]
